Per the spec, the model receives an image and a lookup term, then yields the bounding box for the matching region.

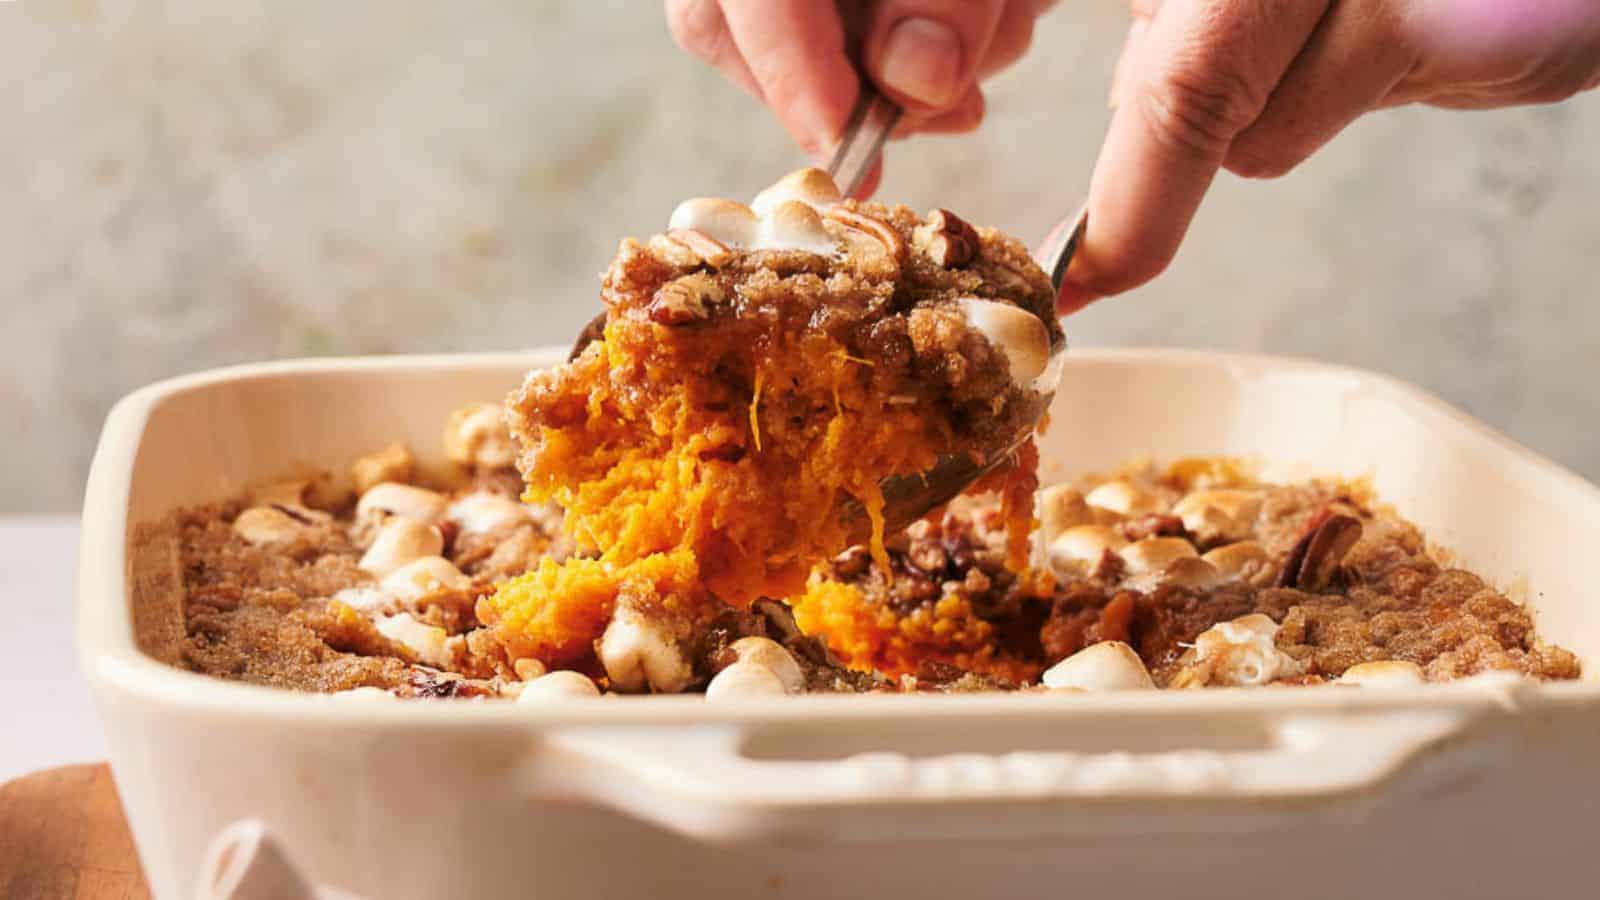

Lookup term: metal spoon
[567,87,1086,536]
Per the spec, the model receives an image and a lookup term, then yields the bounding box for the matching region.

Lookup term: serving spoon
[569,87,1085,537]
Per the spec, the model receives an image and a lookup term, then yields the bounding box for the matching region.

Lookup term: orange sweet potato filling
[479,314,975,669]
[789,572,1048,684]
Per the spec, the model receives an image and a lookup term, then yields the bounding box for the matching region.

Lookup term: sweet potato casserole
[133,171,1578,700]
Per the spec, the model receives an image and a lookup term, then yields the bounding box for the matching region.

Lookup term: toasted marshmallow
[597,605,692,694]
[358,516,444,577]
[1118,537,1199,576]
[513,658,548,682]
[443,403,516,470]
[1192,613,1304,687]
[356,483,448,527]
[1084,480,1164,518]
[754,199,838,255]
[1162,556,1223,590]
[751,167,843,217]
[1203,541,1273,582]
[376,612,451,667]
[957,298,1050,386]
[1340,660,1425,688]
[668,197,759,248]
[1048,525,1128,571]
[728,636,804,693]
[381,556,470,602]
[1038,484,1093,543]
[705,660,789,701]
[1041,641,1155,692]
[1172,489,1263,544]
[517,670,601,702]
[446,492,530,538]
[350,443,415,494]
[232,506,307,547]
[331,686,395,701]
[331,585,391,611]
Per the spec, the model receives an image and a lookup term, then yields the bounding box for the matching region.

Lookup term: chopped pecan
[1091,547,1126,581]
[1277,511,1363,591]
[913,208,980,267]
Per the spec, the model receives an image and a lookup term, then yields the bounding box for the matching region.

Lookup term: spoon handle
[1035,205,1089,293]
[827,88,902,199]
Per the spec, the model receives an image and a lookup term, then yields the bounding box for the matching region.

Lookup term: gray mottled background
[5,0,1598,511]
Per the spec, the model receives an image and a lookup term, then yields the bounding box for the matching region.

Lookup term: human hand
[1059,0,1600,312]
[665,0,1058,196]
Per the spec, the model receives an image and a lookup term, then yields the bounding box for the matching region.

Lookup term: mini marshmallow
[753,199,838,255]
[447,491,530,538]
[728,636,804,693]
[1118,537,1199,576]
[443,403,516,470]
[513,658,548,682]
[1192,613,1304,687]
[1041,641,1156,692]
[750,167,843,217]
[597,605,692,694]
[1340,660,1425,688]
[331,686,396,701]
[1048,525,1128,571]
[1161,557,1224,590]
[356,483,448,526]
[957,297,1050,386]
[331,586,391,611]
[232,507,307,547]
[1084,480,1164,517]
[668,197,759,248]
[350,443,415,494]
[380,556,470,602]
[1202,541,1272,582]
[375,612,451,667]
[705,660,788,701]
[1037,484,1093,543]
[1172,489,1263,544]
[358,516,444,577]
[517,670,601,702]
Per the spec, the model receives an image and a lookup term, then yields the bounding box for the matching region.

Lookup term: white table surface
[2,515,105,784]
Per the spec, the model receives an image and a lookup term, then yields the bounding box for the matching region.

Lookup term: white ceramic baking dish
[80,348,1600,900]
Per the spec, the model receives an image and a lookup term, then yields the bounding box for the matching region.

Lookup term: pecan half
[664,228,733,268]
[648,273,725,326]
[1277,511,1363,591]
[913,208,980,267]
[824,207,906,263]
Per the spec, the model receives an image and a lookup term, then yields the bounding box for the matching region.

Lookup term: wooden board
[0,764,151,900]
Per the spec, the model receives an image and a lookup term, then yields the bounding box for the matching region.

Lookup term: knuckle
[1137,65,1267,161]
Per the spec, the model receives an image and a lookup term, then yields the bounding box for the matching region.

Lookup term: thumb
[863,0,1007,111]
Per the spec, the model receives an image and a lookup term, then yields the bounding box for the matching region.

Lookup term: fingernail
[880,17,963,107]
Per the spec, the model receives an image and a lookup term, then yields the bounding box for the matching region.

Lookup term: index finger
[1059,0,1329,311]
[719,0,862,161]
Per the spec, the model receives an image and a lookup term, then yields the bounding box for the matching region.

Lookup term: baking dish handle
[534,708,1483,843]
